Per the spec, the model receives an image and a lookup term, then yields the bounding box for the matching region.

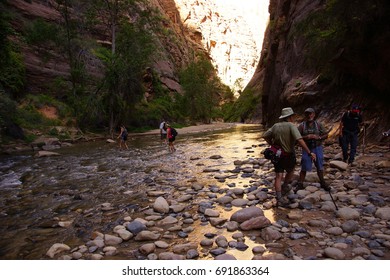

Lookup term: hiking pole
[362,125,366,155]
[312,156,338,210]
[328,188,338,210]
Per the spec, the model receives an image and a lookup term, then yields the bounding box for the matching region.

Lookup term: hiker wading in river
[262,107,315,207]
[296,107,330,192]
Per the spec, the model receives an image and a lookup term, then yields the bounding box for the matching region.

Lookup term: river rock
[330,160,348,171]
[352,247,371,257]
[214,254,237,260]
[139,243,156,255]
[209,217,227,226]
[158,252,185,260]
[115,229,133,240]
[287,210,303,220]
[153,196,169,213]
[186,249,199,259]
[217,196,234,204]
[324,247,345,260]
[324,227,343,236]
[375,207,390,220]
[252,253,286,260]
[157,216,178,225]
[252,246,266,254]
[169,204,186,212]
[205,208,220,217]
[341,220,359,233]
[126,220,147,234]
[337,207,361,220]
[154,241,169,249]
[134,231,160,241]
[103,246,117,256]
[230,206,264,223]
[260,227,282,241]
[104,234,122,245]
[172,242,198,254]
[240,216,271,230]
[36,151,61,157]
[226,221,239,231]
[231,198,249,207]
[200,239,214,246]
[46,243,71,258]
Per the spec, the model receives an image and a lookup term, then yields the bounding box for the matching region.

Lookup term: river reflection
[0,124,280,260]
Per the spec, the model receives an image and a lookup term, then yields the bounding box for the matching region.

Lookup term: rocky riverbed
[1,124,390,260]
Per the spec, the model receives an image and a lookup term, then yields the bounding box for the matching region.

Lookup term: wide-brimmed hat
[304,107,315,114]
[279,107,295,119]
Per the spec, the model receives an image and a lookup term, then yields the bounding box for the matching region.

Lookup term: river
[0,124,272,259]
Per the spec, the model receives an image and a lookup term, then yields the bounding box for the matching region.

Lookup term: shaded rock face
[246,0,390,138]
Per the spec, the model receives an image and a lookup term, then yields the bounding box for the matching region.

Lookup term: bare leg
[284,170,294,185]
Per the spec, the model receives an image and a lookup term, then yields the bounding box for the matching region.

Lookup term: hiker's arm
[297,138,316,161]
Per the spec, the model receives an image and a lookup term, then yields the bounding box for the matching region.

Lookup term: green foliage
[0,3,26,95]
[14,105,60,129]
[24,19,60,46]
[131,94,182,129]
[11,94,70,130]
[0,50,26,94]
[224,89,260,122]
[179,56,221,123]
[0,90,17,127]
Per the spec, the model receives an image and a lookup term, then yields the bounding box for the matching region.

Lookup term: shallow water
[0,124,272,259]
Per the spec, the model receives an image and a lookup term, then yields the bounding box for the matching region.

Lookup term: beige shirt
[262,121,303,153]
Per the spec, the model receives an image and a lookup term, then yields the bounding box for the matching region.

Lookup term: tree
[179,56,220,123]
[88,0,154,133]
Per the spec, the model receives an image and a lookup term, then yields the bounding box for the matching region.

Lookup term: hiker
[262,107,316,207]
[339,104,363,164]
[166,123,177,153]
[159,120,167,144]
[383,129,390,137]
[117,125,129,150]
[296,108,330,192]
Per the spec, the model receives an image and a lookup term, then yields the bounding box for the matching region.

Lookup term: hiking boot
[276,197,290,208]
[281,183,292,196]
[320,181,331,192]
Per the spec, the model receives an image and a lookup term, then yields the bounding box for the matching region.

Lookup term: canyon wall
[246,0,390,139]
[6,0,267,98]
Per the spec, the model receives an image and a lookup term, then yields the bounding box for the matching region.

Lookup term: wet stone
[177,231,188,238]
[210,248,226,256]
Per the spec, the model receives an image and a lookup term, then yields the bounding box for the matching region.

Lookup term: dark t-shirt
[342,111,362,133]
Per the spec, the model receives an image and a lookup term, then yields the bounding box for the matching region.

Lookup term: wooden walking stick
[362,125,366,155]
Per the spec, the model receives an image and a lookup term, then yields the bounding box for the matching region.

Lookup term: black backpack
[171,127,178,137]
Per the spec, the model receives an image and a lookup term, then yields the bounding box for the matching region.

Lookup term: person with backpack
[339,104,363,164]
[262,107,316,207]
[117,125,129,150]
[166,123,177,152]
[159,120,167,145]
[296,108,330,192]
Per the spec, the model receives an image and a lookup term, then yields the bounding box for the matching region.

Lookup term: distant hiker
[166,123,177,153]
[262,107,316,207]
[159,120,167,144]
[297,108,330,192]
[117,125,129,150]
[339,104,362,164]
[383,129,390,137]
